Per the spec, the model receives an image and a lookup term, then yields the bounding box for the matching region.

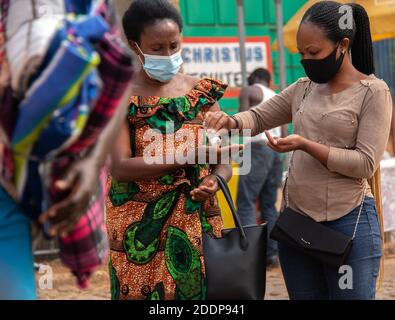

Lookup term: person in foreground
[236,68,282,268]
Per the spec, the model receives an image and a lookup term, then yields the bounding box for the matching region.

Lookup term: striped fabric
[55,35,133,157]
[11,38,100,198]
[50,32,134,203]
[52,32,134,288]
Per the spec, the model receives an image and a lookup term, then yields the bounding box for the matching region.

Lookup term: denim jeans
[0,186,36,299]
[278,197,382,300]
[236,142,282,258]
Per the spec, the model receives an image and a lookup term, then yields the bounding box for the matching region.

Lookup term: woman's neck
[329,58,369,86]
[321,59,369,94]
[137,69,166,87]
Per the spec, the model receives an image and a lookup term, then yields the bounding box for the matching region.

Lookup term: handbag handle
[212,173,249,248]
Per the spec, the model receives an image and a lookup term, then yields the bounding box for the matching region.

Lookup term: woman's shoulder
[127,75,227,120]
[181,74,227,93]
[284,77,312,89]
[360,75,391,94]
[182,75,227,103]
[180,74,201,87]
[296,77,311,83]
[359,75,392,114]
[281,77,312,97]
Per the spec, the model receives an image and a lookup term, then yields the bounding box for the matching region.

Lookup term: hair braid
[301,1,374,76]
[349,3,375,75]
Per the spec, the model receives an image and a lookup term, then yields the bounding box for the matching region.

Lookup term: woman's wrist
[229,115,240,130]
[298,136,309,152]
[211,164,232,182]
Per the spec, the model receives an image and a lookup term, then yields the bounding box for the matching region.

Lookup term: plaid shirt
[58,168,109,288]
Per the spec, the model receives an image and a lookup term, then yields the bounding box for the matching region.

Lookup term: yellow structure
[218,164,239,229]
[281,0,395,54]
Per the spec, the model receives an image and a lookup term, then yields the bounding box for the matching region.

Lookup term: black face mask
[301,46,345,84]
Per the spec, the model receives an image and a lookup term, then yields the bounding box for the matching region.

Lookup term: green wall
[180,0,307,114]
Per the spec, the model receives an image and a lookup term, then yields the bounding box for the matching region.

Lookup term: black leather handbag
[202,174,267,300]
[270,207,356,268]
[270,153,366,269]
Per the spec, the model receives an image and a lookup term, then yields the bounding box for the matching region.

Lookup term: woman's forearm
[304,140,375,179]
[211,164,232,182]
[111,156,189,182]
[301,138,330,167]
[112,160,232,183]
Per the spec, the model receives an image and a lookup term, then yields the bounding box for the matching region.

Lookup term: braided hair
[301,1,374,75]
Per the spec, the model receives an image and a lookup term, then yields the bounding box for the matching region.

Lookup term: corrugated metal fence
[374,39,395,96]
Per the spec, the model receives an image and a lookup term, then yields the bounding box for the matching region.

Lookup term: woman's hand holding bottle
[204,111,238,133]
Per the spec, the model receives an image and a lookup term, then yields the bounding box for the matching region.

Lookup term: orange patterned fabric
[106,78,227,300]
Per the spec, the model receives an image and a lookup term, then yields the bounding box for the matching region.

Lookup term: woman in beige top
[205,1,392,300]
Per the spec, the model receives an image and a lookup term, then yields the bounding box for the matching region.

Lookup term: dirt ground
[36,243,395,300]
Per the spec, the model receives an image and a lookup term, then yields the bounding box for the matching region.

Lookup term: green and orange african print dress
[106,78,227,300]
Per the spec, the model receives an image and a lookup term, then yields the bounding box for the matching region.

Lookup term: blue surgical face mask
[135,43,183,83]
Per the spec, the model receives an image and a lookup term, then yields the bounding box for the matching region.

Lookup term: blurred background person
[236,68,282,268]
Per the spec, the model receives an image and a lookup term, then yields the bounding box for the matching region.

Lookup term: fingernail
[55,180,68,190]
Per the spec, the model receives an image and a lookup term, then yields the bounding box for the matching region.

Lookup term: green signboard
[180,0,307,114]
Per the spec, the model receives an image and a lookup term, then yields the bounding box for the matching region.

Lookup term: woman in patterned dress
[106,0,232,300]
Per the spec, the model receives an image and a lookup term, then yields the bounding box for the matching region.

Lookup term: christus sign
[182,36,272,88]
